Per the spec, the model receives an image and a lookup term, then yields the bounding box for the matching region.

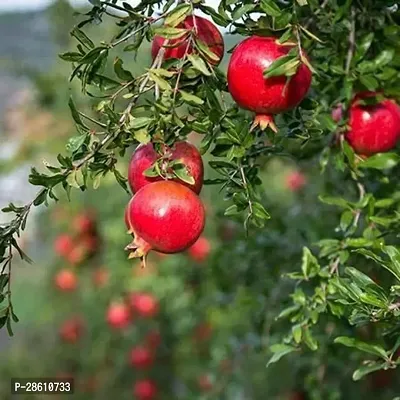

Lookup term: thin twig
[345,7,356,75]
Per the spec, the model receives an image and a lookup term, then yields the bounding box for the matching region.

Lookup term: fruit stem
[125,231,152,269]
[250,114,277,133]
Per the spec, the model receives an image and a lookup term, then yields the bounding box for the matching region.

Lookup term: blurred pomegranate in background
[59,317,84,343]
[133,379,157,400]
[129,292,159,318]
[92,267,109,288]
[285,171,307,192]
[129,345,154,369]
[188,236,211,262]
[106,302,131,329]
[54,269,77,292]
[54,234,73,258]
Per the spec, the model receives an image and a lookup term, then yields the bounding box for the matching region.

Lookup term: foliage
[1,0,400,399]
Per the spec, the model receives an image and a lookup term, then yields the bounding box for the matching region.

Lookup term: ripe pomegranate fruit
[152,15,224,65]
[54,234,73,258]
[54,269,77,292]
[129,346,154,369]
[345,92,400,155]
[59,317,83,343]
[125,181,205,261]
[92,267,109,288]
[133,380,157,400]
[128,141,204,194]
[73,212,96,235]
[129,292,159,318]
[227,36,312,131]
[188,236,211,262]
[285,171,307,192]
[106,301,131,329]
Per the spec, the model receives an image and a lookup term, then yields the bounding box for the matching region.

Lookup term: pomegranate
[198,375,213,392]
[106,301,131,329]
[133,380,157,400]
[285,171,307,192]
[152,15,224,65]
[125,181,205,261]
[129,292,159,318]
[59,317,83,343]
[92,267,109,288]
[54,269,77,292]
[66,245,86,266]
[345,92,400,155]
[227,36,312,131]
[128,141,204,194]
[129,346,154,369]
[54,234,73,258]
[188,236,211,262]
[74,212,96,235]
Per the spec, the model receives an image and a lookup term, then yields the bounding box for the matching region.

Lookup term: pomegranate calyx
[125,233,152,268]
[251,114,278,133]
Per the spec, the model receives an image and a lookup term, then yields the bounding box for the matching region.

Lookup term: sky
[0,0,220,12]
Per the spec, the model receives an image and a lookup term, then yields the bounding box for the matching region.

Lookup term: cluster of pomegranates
[125,140,208,264]
[53,211,100,266]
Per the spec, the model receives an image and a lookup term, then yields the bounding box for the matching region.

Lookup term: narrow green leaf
[153,27,188,40]
[260,0,281,17]
[353,363,386,381]
[264,55,300,78]
[164,4,191,27]
[71,27,95,49]
[267,344,297,367]
[232,4,256,21]
[187,54,211,76]
[180,90,204,105]
[358,153,400,170]
[334,336,388,359]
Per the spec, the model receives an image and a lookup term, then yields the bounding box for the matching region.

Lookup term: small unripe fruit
[54,269,77,292]
[59,317,83,343]
[106,302,131,329]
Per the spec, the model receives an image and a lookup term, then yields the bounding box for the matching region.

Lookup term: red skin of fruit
[66,245,86,266]
[92,268,109,288]
[345,92,400,155]
[227,36,312,129]
[74,213,96,235]
[54,269,77,292]
[285,171,307,192]
[188,236,211,262]
[151,15,224,65]
[129,346,154,369]
[59,318,83,343]
[127,181,205,255]
[198,375,213,391]
[54,234,74,258]
[128,141,204,195]
[106,302,131,329]
[129,293,159,318]
[133,380,157,400]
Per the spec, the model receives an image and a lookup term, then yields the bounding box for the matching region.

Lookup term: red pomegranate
[129,346,154,369]
[125,181,205,261]
[74,212,96,235]
[345,92,400,156]
[59,317,83,343]
[285,171,307,192]
[66,245,86,266]
[128,141,204,194]
[54,269,77,292]
[106,302,131,329]
[152,15,224,65]
[198,375,213,391]
[188,236,211,262]
[129,292,159,318]
[133,380,157,400]
[54,234,73,257]
[92,267,109,288]
[227,36,312,131]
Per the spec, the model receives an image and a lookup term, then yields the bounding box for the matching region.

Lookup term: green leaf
[195,38,220,63]
[359,293,387,308]
[292,324,302,343]
[260,0,281,17]
[180,90,204,105]
[164,4,191,27]
[129,117,152,130]
[232,4,256,21]
[153,27,188,40]
[171,163,195,185]
[354,33,374,62]
[358,153,400,170]
[301,247,320,279]
[344,267,378,288]
[148,72,172,91]
[59,52,83,62]
[264,55,300,78]
[334,337,388,359]
[66,134,88,153]
[359,75,379,91]
[113,57,134,81]
[70,27,95,49]
[267,344,297,367]
[353,362,386,381]
[68,97,88,130]
[296,0,307,5]
[319,195,351,209]
[252,202,271,221]
[303,327,318,351]
[187,54,211,76]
